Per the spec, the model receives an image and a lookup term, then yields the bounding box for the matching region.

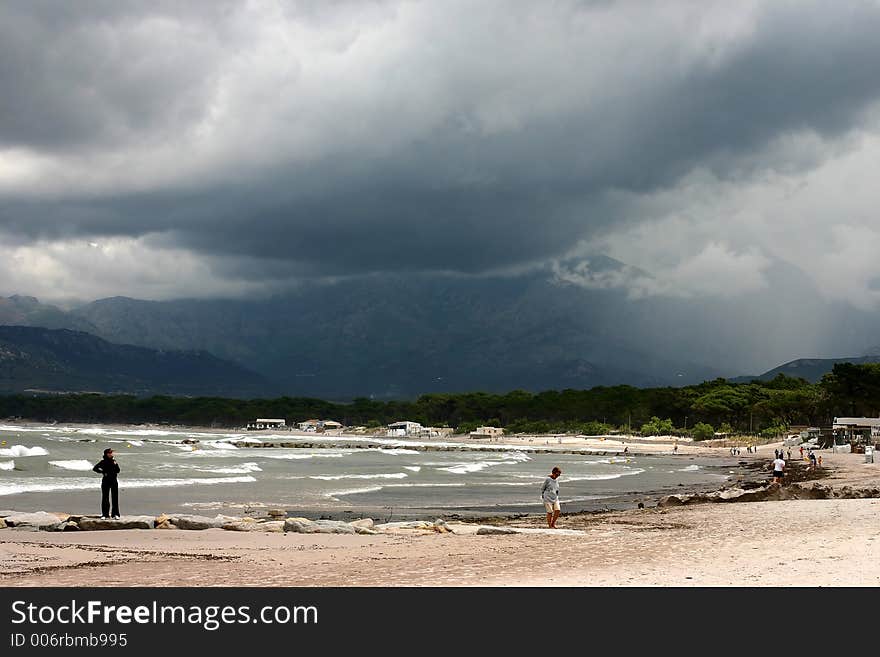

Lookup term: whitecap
[678,464,700,472]
[325,486,384,497]
[0,445,49,457]
[48,460,94,471]
[402,466,421,472]
[310,473,408,481]
[378,448,420,455]
[199,463,263,475]
[0,460,14,471]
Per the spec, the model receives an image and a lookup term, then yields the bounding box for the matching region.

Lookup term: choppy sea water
[0,424,740,519]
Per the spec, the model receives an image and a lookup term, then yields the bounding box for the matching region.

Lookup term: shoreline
[4,442,877,586]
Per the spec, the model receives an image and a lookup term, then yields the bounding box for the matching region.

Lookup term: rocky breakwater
[0,510,580,537]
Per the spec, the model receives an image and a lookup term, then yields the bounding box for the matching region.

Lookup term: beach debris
[154,514,176,530]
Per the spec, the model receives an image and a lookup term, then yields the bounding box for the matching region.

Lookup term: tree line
[1,363,878,438]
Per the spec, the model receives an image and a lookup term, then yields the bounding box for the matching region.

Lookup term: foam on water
[0,460,14,471]
[255,452,349,460]
[403,466,421,472]
[678,464,700,472]
[310,473,408,481]
[76,428,177,437]
[158,462,263,475]
[48,460,94,471]
[377,448,420,455]
[0,445,49,457]
[436,457,525,474]
[202,441,238,450]
[325,486,384,497]
[562,469,644,482]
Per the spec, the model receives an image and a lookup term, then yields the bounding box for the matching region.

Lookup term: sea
[0,424,743,520]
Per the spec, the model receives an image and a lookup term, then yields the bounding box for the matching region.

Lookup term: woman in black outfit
[93,448,120,518]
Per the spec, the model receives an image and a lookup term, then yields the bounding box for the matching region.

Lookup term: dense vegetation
[2,363,879,438]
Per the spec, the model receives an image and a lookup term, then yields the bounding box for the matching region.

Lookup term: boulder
[433,519,450,533]
[4,511,64,530]
[259,521,286,533]
[222,521,260,532]
[171,514,228,531]
[58,521,80,532]
[77,516,155,530]
[313,520,356,534]
[222,520,260,532]
[284,518,318,533]
[0,518,6,529]
[373,521,434,531]
[267,509,287,520]
[476,526,519,535]
[348,518,374,529]
[283,518,357,534]
[353,526,378,535]
[657,495,686,507]
[0,510,18,518]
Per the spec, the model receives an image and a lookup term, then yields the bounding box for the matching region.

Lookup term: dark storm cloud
[3,1,880,278]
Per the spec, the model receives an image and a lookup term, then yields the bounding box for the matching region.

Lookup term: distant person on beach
[818,455,823,467]
[809,450,817,470]
[673,443,678,454]
[787,449,792,461]
[93,448,120,518]
[542,466,562,529]
[799,446,804,459]
[772,455,785,485]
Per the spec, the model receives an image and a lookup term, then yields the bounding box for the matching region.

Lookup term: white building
[247,418,287,431]
[833,417,880,448]
[469,426,504,440]
[387,421,423,437]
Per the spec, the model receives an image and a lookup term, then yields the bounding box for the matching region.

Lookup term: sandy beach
[2,437,879,587]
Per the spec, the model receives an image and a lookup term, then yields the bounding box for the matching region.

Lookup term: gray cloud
[3,1,880,291]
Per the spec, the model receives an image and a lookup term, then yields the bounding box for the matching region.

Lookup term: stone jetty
[0,510,581,536]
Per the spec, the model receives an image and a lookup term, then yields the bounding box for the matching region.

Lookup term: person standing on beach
[93,448,121,518]
[542,466,562,529]
[772,454,785,485]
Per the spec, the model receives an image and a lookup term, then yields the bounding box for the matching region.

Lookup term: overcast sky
[3,0,880,308]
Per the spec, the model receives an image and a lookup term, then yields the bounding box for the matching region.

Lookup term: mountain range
[2,255,880,398]
[0,325,273,398]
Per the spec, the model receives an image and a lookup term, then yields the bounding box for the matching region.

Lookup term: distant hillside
[0,326,277,398]
[0,295,97,332]
[729,355,880,384]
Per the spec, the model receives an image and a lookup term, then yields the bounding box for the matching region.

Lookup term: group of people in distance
[772,446,822,485]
